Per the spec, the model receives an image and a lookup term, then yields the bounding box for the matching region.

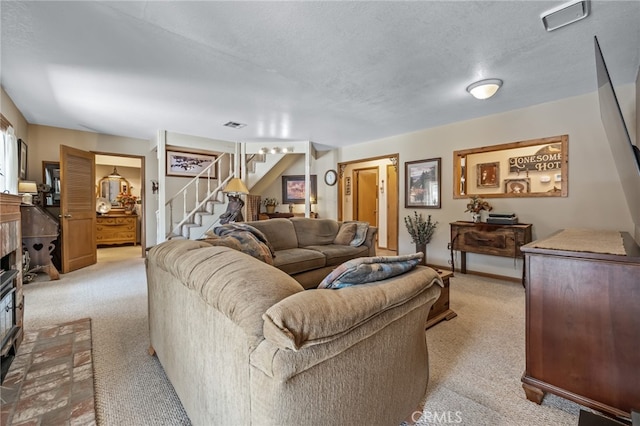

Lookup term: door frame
[352,166,378,226]
[337,153,399,251]
[93,151,146,256]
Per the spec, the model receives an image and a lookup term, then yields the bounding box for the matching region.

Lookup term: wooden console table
[425,270,456,329]
[449,221,532,273]
[521,230,640,420]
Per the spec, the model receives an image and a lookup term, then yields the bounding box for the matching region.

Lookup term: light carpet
[22,246,583,425]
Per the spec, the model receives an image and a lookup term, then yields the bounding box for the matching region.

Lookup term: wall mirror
[98,168,131,206]
[42,161,61,207]
[453,135,568,199]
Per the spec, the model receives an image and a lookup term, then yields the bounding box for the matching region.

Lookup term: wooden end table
[425,270,457,330]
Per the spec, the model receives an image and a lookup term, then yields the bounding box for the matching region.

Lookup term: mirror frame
[453,135,568,199]
[98,176,131,206]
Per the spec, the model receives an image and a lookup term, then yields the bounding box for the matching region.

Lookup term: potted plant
[116,193,138,214]
[465,196,492,222]
[404,211,438,265]
[262,197,279,214]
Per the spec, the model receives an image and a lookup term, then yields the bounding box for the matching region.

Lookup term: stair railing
[165,152,232,238]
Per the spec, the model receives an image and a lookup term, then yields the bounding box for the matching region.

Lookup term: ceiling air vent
[223,121,247,129]
[541,0,590,32]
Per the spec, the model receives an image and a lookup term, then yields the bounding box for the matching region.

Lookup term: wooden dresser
[520,230,640,420]
[450,221,532,273]
[96,213,137,246]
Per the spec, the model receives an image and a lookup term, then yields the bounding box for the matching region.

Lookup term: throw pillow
[333,223,357,245]
[347,221,369,247]
[318,253,424,289]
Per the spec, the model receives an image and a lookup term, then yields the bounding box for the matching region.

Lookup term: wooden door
[386,164,398,251]
[60,145,96,273]
[353,168,378,227]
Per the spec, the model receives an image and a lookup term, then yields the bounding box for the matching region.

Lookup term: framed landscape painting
[282,175,317,204]
[166,149,217,178]
[405,158,441,208]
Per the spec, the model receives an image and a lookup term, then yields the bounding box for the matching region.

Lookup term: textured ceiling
[1,1,639,148]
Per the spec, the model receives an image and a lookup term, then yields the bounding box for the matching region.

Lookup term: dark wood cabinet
[450,221,532,273]
[521,230,640,420]
[425,270,457,329]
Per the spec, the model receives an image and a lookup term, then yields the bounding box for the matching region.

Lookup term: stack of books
[486,212,518,225]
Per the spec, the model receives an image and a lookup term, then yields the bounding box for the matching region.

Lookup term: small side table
[425,270,457,330]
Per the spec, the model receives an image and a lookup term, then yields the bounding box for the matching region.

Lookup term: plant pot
[266,205,276,214]
[416,243,427,266]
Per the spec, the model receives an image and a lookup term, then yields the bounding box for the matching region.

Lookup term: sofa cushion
[303,244,370,267]
[271,248,326,275]
[247,219,299,251]
[291,218,340,247]
[263,266,443,350]
[166,245,304,339]
[318,253,424,289]
[347,221,370,247]
[333,223,357,245]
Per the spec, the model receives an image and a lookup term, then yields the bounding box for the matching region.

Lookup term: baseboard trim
[426,263,521,284]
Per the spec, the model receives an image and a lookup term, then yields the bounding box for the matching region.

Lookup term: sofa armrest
[362,226,378,256]
[253,266,442,379]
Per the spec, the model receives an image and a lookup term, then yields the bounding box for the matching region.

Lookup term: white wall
[336,86,637,279]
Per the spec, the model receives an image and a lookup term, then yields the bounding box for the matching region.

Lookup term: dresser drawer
[96,214,137,246]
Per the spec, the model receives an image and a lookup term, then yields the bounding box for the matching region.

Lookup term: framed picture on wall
[476,162,500,188]
[282,175,317,204]
[504,178,530,194]
[166,149,217,178]
[405,158,441,208]
[18,139,27,180]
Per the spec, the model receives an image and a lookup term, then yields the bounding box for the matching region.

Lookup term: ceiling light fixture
[108,167,122,178]
[466,79,503,100]
[257,147,293,155]
[541,0,590,32]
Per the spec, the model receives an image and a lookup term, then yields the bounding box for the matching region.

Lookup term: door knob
[59,214,72,218]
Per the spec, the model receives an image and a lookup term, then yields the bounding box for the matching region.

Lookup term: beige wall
[334,85,637,279]
[24,124,156,248]
[5,82,638,278]
[1,86,28,139]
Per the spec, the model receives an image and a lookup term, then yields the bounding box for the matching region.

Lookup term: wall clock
[324,169,337,186]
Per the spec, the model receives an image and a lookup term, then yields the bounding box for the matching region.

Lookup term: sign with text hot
[509,144,562,173]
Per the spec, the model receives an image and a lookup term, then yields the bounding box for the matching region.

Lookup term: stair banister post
[207,167,211,197]
[168,200,173,233]
[195,178,200,207]
[183,190,187,220]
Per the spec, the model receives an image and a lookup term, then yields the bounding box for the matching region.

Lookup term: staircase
[165,151,290,240]
[165,153,232,240]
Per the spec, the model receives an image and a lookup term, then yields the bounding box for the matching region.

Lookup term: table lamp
[18,181,38,204]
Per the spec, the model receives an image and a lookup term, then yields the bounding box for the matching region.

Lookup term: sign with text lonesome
[508,144,563,173]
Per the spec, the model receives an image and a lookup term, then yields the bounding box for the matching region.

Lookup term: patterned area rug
[0,318,96,425]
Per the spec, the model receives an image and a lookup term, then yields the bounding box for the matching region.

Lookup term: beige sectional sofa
[243,217,378,288]
[146,239,443,426]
